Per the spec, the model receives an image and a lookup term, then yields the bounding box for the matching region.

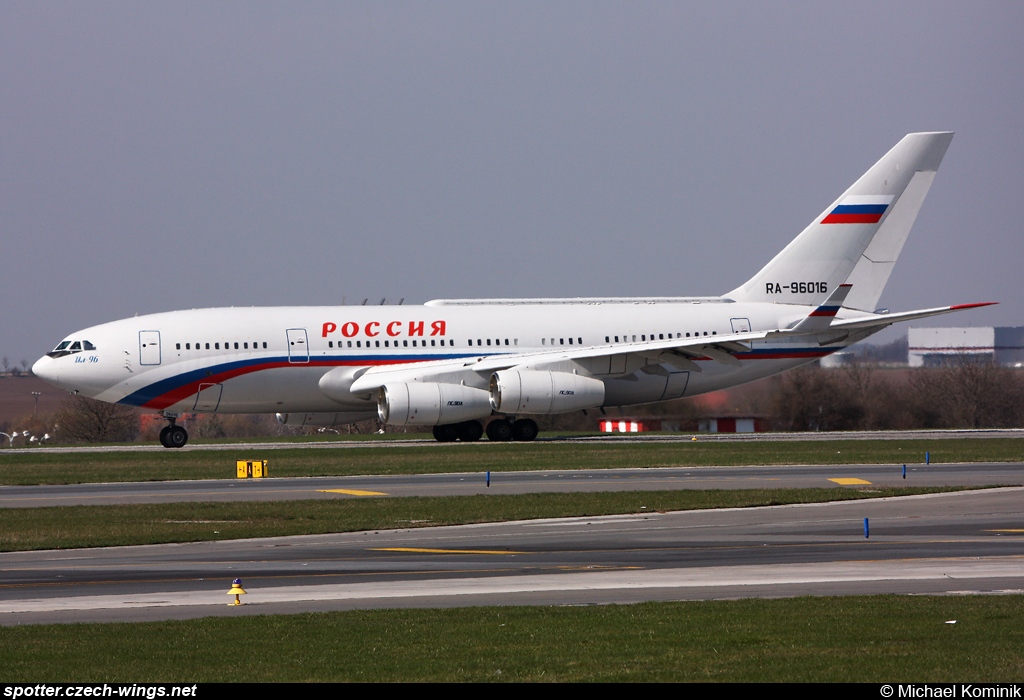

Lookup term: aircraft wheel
[512,419,538,442]
[167,425,188,448]
[456,420,483,442]
[486,419,514,442]
[432,424,459,442]
[158,426,172,448]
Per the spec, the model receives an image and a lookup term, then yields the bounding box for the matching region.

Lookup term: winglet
[792,284,853,332]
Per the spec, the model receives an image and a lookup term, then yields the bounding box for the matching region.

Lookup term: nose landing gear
[158,414,188,448]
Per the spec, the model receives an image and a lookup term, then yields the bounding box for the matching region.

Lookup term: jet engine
[489,370,605,414]
[377,382,493,426]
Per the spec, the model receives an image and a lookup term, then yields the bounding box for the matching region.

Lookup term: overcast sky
[3,1,1022,364]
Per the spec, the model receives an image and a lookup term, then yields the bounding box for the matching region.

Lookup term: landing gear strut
[159,414,188,448]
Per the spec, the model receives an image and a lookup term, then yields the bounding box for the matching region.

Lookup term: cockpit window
[46,339,96,359]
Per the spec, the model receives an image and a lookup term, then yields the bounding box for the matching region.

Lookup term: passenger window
[185,343,190,350]
[215,343,220,349]
[176,343,181,350]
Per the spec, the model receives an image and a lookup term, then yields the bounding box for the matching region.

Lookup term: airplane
[32,131,995,448]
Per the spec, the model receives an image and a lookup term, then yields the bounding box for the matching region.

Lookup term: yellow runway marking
[829,478,872,485]
[370,547,526,555]
[318,489,389,496]
[986,529,1024,533]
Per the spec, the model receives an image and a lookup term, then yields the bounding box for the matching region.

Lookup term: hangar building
[907,327,1024,368]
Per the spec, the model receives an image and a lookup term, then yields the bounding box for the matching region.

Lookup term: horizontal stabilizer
[829,302,997,332]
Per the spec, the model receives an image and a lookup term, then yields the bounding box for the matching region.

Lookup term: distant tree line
[765,358,1024,431]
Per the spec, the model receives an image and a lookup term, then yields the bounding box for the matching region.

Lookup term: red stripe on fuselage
[140,358,413,410]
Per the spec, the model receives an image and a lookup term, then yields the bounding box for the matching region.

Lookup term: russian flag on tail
[821,195,894,224]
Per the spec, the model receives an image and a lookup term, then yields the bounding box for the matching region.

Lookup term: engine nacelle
[377,382,493,426]
[489,370,605,414]
[276,411,378,426]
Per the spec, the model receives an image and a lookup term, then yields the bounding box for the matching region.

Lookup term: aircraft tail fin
[726,132,954,310]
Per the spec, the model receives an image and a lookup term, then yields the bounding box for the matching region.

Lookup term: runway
[2,487,1022,625]
[1,462,1022,508]
[8,428,1024,455]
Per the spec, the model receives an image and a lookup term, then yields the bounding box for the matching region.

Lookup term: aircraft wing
[347,328,774,394]
[346,301,996,395]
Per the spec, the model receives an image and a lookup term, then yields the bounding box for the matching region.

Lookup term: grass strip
[2,596,1022,681]
[0,438,1021,485]
[0,487,966,551]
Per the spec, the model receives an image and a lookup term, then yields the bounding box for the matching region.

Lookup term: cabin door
[286,328,310,363]
[139,331,161,366]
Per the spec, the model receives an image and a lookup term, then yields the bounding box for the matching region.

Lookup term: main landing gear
[158,414,188,449]
[432,418,538,443]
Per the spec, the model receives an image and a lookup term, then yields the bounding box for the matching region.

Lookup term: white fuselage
[31,297,869,419]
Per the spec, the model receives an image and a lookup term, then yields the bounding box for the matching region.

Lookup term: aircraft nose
[31,355,60,385]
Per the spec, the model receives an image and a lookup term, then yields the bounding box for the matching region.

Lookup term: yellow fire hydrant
[227,578,247,606]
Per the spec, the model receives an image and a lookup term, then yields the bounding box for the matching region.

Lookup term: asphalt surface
[2,462,1023,508]
[5,428,1024,454]
[1,459,1023,624]
[1,487,1022,625]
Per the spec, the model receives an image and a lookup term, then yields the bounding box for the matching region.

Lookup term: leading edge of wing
[347,329,774,393]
